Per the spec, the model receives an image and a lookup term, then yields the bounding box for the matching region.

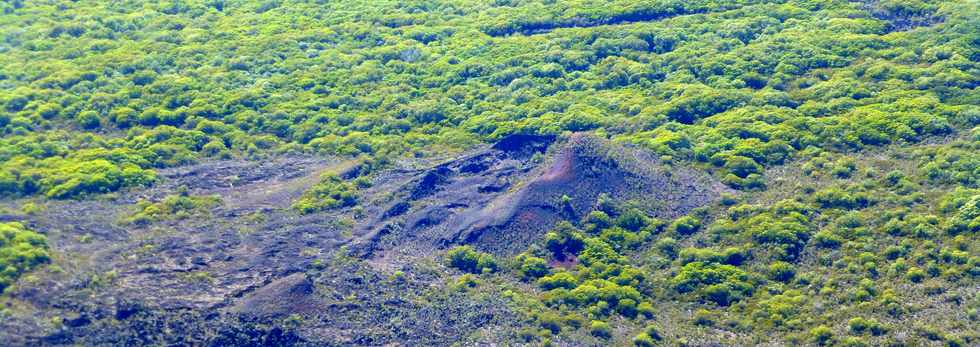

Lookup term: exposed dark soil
[0,134,726,346]
[0,153,518,346]
[483,8,712,37]
[351,133,728,260]
[0,156,344,345]
[854,0,945,32]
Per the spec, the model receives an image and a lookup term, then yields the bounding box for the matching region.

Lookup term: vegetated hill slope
[0,0,977,345]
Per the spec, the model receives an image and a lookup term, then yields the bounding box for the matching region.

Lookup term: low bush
[446,245,497,274]
[672,261,754,306]
[292,173,359,214]
[669,215,701,235]
[125,193,221,225]
[590,320,612,339]
[517,254,550,280]
[0,222,50,292]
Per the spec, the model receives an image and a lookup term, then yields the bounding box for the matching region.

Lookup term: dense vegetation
[2,0,973,200]
[0,0,977,345]
[0,222,49,293]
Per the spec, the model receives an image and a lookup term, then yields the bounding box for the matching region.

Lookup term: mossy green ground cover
[0,0,977,344]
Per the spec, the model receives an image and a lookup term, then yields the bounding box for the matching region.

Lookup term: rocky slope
[0,134,727,345]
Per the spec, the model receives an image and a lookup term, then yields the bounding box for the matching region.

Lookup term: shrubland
[0,222,49,293]
[0,0,976,344]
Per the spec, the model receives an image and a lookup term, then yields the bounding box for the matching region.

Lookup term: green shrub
[125,193,221,225]
[848,317,885,335]
[633,324,663,346]
[37,103,61,119]
[583,210,613,231]
[672,261,753,306]
[545,279,642,314]
[831,158,857,178]
[678,247,746,266]
[454,274,478,289]
[768,261,796,282]
[655,237,679,258]
[598,227,642,252]
[615,208,650,232]
[517,254,550,280]
[669,216,701,235]
[814,188,869,209]
[693,308,716,326]
[616,298,638,318]
[810,325,834,345]
[0,157,156,199]
[840,336,868,347]
[578,238,626,266]
[590,320,611,339]
[535,311,562,334]
[518,327,538,342]
[446,246,497,274]
[544,222,585,257]
[906,267,927,283]
[537,271,577,290]
[883,245,906,260]
[637,301,655,319]
[813,230,843,248]
[0,222,50,292]
[77,111,101,129]
[292,173,358,214]
[633,333,656,347]
[724,155,763,178]
[201,140,229,157]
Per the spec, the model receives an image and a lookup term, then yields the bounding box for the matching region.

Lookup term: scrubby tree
[446,245,497,274]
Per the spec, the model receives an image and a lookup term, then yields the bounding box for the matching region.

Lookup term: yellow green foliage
[0,222,50,292]
[126,193,221,225]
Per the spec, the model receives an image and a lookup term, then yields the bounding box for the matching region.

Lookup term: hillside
[0,0,978,345]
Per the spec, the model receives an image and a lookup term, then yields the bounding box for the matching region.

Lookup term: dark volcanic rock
[1,135,723,346]
[229,273,318,318]
[353,133,728,257]
[447,134,727,254]
[490,133,556,158]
